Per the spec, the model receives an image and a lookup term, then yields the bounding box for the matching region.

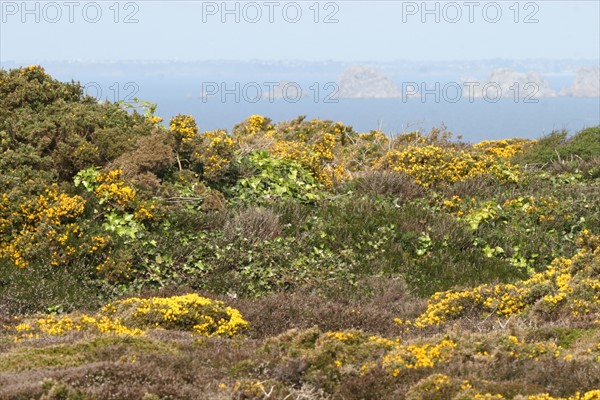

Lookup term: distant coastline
[3,59,598,100]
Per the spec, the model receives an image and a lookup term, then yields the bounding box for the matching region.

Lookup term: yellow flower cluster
[232,117,362,187]
[331,121,355,144]
[0,194,9,232]
[101,293,249,337]
[326,331,359,342]
[358,130,389,144]
[405,373,455,398]
[313,133,336,161]
[429,373,450,391]
[17,65,45,77]
[524,392,600,400]
[170,114,199,143]
[407,374,600,400]
[10,313,142,340]
[377,145,519,187]
[36,314,143,336]
[402,231,600,328]
[316,164,348,188]
[473,394,506,399]
[311,133,348,187]
[134,201,156,221]
[468,391,600,400]
[502,335,562,360]
[195,129,236,180]
[9,294,247,341]
[20,184,86,226]
[400,282,527,328]
[301,329,456,378]
[219,379,272,398]
[502,195,562,223]
[380,338,456,376]
[89,235,109,252]
[244,114,271,135]
[270,133,346,188]
[271,139,312,166]
[95,169,136,208]
[236,118,354,187]
[474,138,534,159]
[272,328,458,381]
[442,195,466,216]
[148,115,163,125]
[0,185,86,268]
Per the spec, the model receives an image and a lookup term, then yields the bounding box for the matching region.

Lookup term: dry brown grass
[351,170,425,200]
[224,207,282,243]
[231,277,425,339]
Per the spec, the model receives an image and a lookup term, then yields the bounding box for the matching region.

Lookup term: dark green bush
[516,126,600,166]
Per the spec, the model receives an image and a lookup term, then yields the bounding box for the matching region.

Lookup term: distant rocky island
[336,65,600,99]
[462,68,556,98]
[338,65,401,98]
[9,59,595,100]
[561,67,600,97]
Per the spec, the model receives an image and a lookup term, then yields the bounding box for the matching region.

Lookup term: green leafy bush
[231,151,321,203]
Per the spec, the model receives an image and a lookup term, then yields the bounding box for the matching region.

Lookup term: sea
[38,70,600,143]
[157,95,600,143]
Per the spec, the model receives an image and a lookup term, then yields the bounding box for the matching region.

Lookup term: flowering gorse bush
[169,114,199,144]
[95,169,136,208]
[101,293,249,337]
[377,144,522,187]
[193,129,236,181]
[406,374,600,400]
[398,230,600,329]
[0,184,86,268]
[473,138,534,159]
[264,327,457,388]
[8,294,248,340]
[379,338,456,376]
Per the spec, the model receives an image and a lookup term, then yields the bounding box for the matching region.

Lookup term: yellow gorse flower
[401,231,600,328]
[101,293,249,337]
[377,144,521,187]
[170,114,199,143]
[474,138,534,159]
[194,129,236,180]
[0,185,86,268]
[11,294,247,341]
[95,169,136,208]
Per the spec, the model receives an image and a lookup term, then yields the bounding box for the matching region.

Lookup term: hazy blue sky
[1,1,599,62]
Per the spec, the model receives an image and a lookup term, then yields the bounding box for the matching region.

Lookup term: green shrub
[231,151,321,203]
[517,126,600,166]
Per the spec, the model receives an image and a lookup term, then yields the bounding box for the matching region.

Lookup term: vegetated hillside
[1,66,600,399]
